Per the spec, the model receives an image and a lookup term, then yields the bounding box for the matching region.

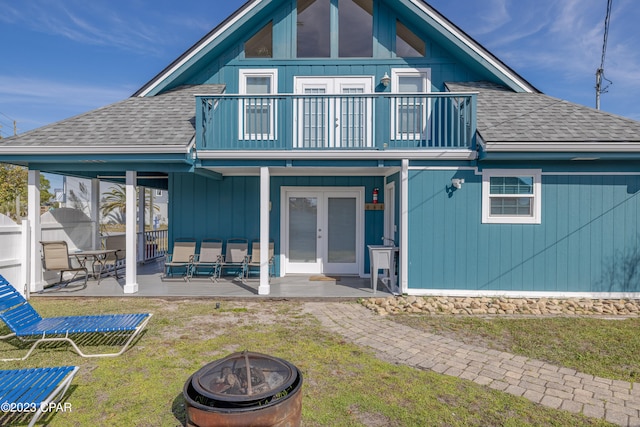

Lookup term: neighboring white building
[55,175,168,228]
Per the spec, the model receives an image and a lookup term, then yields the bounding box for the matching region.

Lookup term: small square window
[482,170,541,224]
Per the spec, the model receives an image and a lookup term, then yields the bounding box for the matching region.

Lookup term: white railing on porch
[141,229,168,261]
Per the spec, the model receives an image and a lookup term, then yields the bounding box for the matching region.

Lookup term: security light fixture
[380,72,391,87]
[451,178,464,189]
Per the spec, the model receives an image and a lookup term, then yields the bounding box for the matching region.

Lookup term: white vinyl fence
[0,214,29,296]
[0,208,166,297]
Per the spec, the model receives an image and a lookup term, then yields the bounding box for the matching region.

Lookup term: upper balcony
[195,93,476,152]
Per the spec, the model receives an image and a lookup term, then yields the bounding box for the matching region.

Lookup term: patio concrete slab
[33,259,392,299]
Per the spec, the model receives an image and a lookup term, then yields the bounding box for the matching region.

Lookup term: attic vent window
[396,20,425,57]
[296,0,373,58]
[339,0,373,57]
[245,21,273,58]
[297,0,330,57]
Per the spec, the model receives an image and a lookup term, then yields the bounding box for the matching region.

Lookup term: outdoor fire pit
[183,350,303,427]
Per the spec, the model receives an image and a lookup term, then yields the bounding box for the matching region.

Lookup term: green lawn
[0,298,617,426]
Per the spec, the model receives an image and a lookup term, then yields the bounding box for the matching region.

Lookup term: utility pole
[595,69,603,111]
[596,0,613,110]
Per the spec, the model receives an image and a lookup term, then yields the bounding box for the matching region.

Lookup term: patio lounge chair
[242,240,275,281]
[0,274,152,361]
[189,238,223,281]
[40,241,88,288]
[0,366,79,427]
[219,238,248,279]
[164,238,196,279]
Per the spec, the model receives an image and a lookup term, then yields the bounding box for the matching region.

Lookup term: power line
[595,0,613,110]
[0,112,18,137]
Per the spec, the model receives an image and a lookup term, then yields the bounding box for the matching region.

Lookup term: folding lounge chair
[0,366,79,427]
[219,238,248,279]
[189,238,223,281]
[242,240,275,281]
[40,241,88,288]
[164,238,196,279]
[0,274,152,361]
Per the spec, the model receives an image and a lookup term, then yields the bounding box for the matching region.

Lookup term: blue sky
[0,0,639,140]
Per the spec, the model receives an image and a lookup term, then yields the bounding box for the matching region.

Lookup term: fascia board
[485,142,640,152]
[0,145,191,155]
[195,150,477,161]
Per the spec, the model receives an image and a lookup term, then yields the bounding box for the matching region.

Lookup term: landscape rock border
[361,296,640,316]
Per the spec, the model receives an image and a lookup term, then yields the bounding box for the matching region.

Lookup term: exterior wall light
[451,178,464,189]
[380,72,390,87]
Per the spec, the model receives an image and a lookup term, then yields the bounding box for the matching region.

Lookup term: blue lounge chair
[0,275,152,361]
[0,366,78,427]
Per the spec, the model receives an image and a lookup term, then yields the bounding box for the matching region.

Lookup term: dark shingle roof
[445,81,640,151]
[1,84,224,150]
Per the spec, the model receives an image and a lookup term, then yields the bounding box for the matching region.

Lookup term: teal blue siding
[169,173,260,246]
[408,171,640,293]
[163,0,491,95]
[169,173,385,276]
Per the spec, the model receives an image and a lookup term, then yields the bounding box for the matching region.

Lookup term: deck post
[137,186,145,263]
[90,178,100,250]
[124,171,138,293]
[400,159,409,293]
[259,167,270,295]
[27,170,43,293]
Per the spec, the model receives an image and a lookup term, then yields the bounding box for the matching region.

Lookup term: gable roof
[446,81,640,154]
[134,0,537,97]
[0,85,224,155]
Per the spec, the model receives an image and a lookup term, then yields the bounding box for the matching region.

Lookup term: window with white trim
[391,68,431,141]
[482,170,541,224]
[239,69,278,140]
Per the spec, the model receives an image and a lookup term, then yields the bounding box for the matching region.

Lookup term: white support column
[258,167,271,295]
[400,159,409,293]
[90,178,100,249]
[124,171,138,293]
[27,170,43,293]
[137,186,146,263]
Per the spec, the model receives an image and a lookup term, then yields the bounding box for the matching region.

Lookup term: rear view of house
[3,0,640,298]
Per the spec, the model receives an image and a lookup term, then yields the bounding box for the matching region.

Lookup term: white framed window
[391,68,431,141]
[239,69,278,140]
[482,169,542,224]
[155,190,162,196]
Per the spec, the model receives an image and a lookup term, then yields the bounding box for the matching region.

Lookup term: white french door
[294,77,373,148]
[282,187,364,275]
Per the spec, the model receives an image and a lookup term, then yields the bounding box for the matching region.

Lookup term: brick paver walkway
[305,302,640,427]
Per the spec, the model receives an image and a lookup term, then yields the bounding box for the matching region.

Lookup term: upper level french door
[294,77,373,148]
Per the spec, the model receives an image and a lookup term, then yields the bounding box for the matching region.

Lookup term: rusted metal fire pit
[183,350,303,427]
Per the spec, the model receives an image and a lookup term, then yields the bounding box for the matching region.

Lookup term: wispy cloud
[0,75,134,131]
[0,75,132,106]
[0,1,180,57]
